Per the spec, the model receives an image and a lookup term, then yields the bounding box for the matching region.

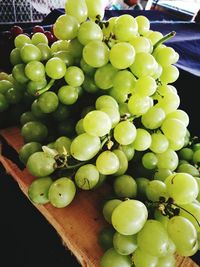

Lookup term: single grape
[100,248,132,267]
[75,164,99,190]
[19,141,42,165]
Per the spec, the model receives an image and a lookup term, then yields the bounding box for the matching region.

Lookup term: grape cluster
[1,0,200,266]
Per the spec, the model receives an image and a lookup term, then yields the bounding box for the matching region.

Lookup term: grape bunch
[1,0,200,266]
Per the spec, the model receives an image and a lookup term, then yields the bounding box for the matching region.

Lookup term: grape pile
[0,0,200,266]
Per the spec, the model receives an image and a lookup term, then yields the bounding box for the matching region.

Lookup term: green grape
[113,14,138,42]
[31,99,47,119]
[80,58,96,76]
[130,52,158,78]
[65,0,88,23]
[133,128,152,151]
[146,180,168,202]
[14,34,32,48]
[167,216,198,256]
[0,79,13,94]
[10,47,23,65]
[20,111,37,125]
[113,149,128,176]
[154,210,170,229]
[113,175,137,198]
[192,143,200,152]
[142,106,165,130]
[64,66,84,87]
[113,69,136,94]
[120,144,135,161]
[150,133,169,154]
[160,64,179,84]
[85,0,105,20]
[166,109,189,127]
[156,254,176,267]
[95,95,118,110]
[135,177,149,197]
[96,150,119,175]
[109,42,135,69]
[20,43,42,63]
[70,133,101,161]
[109,85,130,103]
[77,20,103,45]
[169,137,185,151]
[155,46,179,67]
[75,118,85,135]
[165,173,199,204]
[153,168,172,182]
[102,17,117,37]
[5,87,23,104]
[0,93,9,112]
[58,85,78,105]
[28,177,53,204]
[12,63,29,84]
[31,32,48,45]
[100,107,120,128]
[53,51,74,67]
[51,40,69,53]
[102,199,122,224]
[25,61,45,81]
[134,76,157,97]
[179,202,200,232]
[75,164,99,190]
[135,15,150,35]
[27,79,47,96]
[147,30,163,45]
[38,91,59,113]
[67,38,83,59]
[129,36,152,53]
[111,199,148,235]
[142,152,158,170]
[176,163,199,177]
[82,75,98,93]
[133,247,158,267]
[128,94,151,116]
[19,141,42,165]
[156,149,178,171]
[161,118,186,142]
[37,43,52,61]
[45,57,67,79]
[193,149,200,164]
[94,63,118,90]
[27,151,55,177]
[83,40,110,68]
[21,121,48,143]
[137,219,169,257]
[100,248,132,267]
[114,121,137,145]
[54,136,71,154]
[83,110,112,137]
[48,177,76,208]
[113,232,137,255]
[98,226,115,251]
[53,14,79,40]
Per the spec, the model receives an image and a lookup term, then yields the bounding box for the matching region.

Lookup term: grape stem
[153,31,176,51]
[35,79,55,96]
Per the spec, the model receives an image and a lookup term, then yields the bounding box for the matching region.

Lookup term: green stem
[153,31,176,51]
[35,79,55,96]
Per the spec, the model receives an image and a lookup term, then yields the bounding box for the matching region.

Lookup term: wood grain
[0,127,199,267]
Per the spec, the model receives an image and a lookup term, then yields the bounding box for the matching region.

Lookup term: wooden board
[0,127,199,267]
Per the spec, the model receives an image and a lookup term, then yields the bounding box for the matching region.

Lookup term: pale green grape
[135,177,149,198]
[161,118,187,141]
[113,232,138,255]
[77,20,103,45]
[67,38,83,59]
[85,0,105,20]
[75,164,99,190]
[45,57,67,79]
[177,163,199,177]
[65,0,88,23]
[160,64,179,84]
[48,177,76,208]
[137,219,169,257]
[75,118,85,135]
[165,173,199,204]
[111,199,148,235]
[112,149,128,176]
[154,210,170,229]
[37,43,52,61]
[14,34,32,48]
[150,133,169,154]
[83,40,110,68]
[113,70,136,94]
[96,150,120,175]
[103,199,122,224]
[113,14,138,41]
[80,58,96,76]
[100,248,132,267]
[58,85,79,105]
[153,168,172,182]
[167,216,198,256]
[113,174,137,198]
[102,16,117,37]
[133,247,158,267]
[83,110,112,137]
[134,75,157,97]
[109,86,129,103]
[94,63,118,90]
[135,15,150,35]
[51,40,69,53]
[114,120,137,145]
[133,128,152,151]
[95,95,118,110]
[155,46,179,67]
[129,36,152,53]
[70,133,101,161]
[147,30,163,45]
[156,254,176,267]
[156,149,178,171]
[31,32,48,45]
[119,103,130,116]
[109,42,135,69]
[82,75,98,93]
[168,137,185,151]
[155,91,180,115]
[142,152,158,170]
[54,136,71,154]
[146,180,168,202]
[141,106,166,129]
[120,144,135,161]
[128,94,151,116]
[64,66,85,87]
[100,107,120,128]
[166,109,189,127]
[53,14,79,40]
[179,202,200,232]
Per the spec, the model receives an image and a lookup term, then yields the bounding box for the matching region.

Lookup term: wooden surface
[0,127,199,267]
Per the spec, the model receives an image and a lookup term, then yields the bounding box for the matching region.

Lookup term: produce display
[0,0,200,266]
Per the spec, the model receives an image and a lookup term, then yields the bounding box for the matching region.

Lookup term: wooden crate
[0,127,199,267]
